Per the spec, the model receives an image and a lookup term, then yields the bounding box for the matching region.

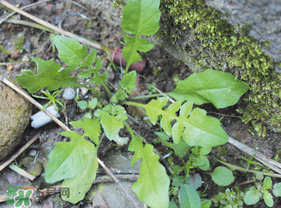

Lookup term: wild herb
[14,0,256,207]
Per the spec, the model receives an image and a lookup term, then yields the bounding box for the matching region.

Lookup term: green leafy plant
[77,98,99,118]
[15,0,253,207]
[212,187,244,208]
[244,176,281,207]
[32,89,64,111]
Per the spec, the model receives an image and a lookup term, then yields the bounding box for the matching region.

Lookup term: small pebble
[63,88,76,100]
[30,105,60,129]
[29,149,37,157]
[23,41,32,53]
[80,87,89,96]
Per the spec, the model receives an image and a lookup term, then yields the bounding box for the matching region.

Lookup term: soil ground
[1,1,281,207]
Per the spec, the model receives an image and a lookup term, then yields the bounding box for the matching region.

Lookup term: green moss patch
[157,0,281,136]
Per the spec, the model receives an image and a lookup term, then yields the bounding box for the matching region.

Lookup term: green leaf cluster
[121,0,161,74]
[244,176,281,207]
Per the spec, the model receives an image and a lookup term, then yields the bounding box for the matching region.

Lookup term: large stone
[0,80,32,161]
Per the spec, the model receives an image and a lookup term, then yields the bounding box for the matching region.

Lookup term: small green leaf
[210,166,234,186]
[263,191,274,207]
[96,105,128,141]
[168,69,249,109]
[256,172,264,181]
[273,183,281,197]
[244,187,260,205]
[262,177,272,189]
[77,100,88,110]
[193,156,210,171]
[88,98,97,109]
[173,138,190,158]
[120,70,137,94]
[201,200,212,208]
[80,48,97,68]
[172,175,185,187]
[16,57,87,93]
[191,147,211,155]
[70,117,101,145]
[45,131,96,183]
[54,36,88,70]
[186,173,202,190]
[129,136,170,208]
[61,153,98,204]
[179,184,201,208]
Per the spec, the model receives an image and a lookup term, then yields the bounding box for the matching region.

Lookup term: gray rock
[205,0,281,62]
[62,88,76,100]
[0,80,32,161]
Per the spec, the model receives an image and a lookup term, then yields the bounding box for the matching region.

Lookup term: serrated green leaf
[244,187,260,205]
[61,153,98,204]
[111,71,137,103]
[79,56,102,78]
[141,98,228,148]
[45,131,96,183]
[186,173,202,190]
[262,177,272,189]
[95,105,128,141]
[210,166,234,186]
[128,136,170,208]
[273,183,281,197]
[70,117,101,145]
[121,0,160,69]
[263,191,274,207]
[16,57,87,93]
[145,97,169,125]
[168,69,249,109]
[179,184,201,208]
[54,36,88,70]
[77,100,88,110]
[161,100,183,136]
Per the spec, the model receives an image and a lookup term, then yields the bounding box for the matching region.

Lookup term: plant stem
[129,93,162,100]
[88,65,112,98]
[124,64,130,76]
[122,101,146,108]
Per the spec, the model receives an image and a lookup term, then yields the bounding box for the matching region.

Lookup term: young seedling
[32,89,64,112]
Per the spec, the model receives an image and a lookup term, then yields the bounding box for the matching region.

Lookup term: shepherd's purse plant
[15,0,251,207]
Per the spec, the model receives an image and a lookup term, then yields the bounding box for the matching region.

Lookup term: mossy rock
[0,80,32,161]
